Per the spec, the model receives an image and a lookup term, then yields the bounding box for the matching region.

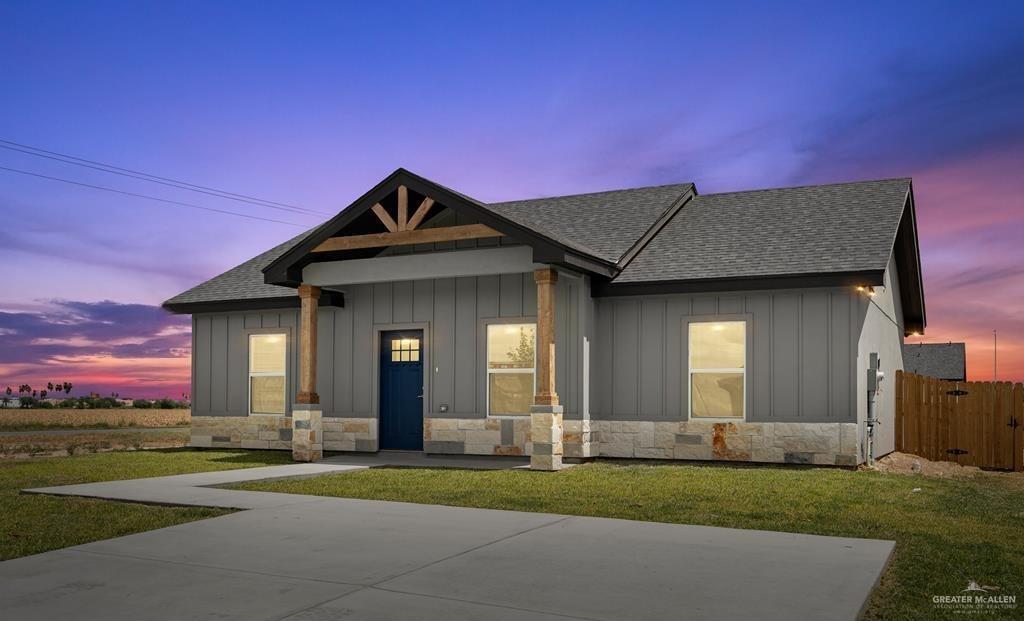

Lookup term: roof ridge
[700,177,911,198]
[487,181,694,205]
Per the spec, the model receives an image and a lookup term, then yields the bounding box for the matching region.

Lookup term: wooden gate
[895,371,1024,471]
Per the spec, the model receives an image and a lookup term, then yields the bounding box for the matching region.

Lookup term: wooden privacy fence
[895,371,1024,471]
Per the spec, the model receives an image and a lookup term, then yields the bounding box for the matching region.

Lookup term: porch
[277,177,584,470]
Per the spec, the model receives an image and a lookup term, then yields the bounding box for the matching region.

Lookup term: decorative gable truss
[312,185,505,253]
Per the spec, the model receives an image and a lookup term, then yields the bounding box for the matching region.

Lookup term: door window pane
[389,336,420,364]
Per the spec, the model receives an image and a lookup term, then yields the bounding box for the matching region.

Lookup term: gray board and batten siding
[590,287,869,423]
[191,272,590,421]
[192,274,874,426]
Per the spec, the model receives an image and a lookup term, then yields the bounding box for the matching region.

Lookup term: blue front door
[379,330,424,450]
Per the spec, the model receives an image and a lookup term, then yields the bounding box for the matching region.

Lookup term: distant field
[0,408,190,431]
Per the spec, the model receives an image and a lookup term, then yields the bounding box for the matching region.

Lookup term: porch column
[293,284,322,462]
[531,267,563,470]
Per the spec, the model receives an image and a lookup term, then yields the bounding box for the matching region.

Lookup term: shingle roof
[488,183,693,262]
[615,178,911,283]
[163,176,914,311]
[163,230,311,308]
[902,343,967,381]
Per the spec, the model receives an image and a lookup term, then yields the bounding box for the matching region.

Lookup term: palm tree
[62,382,72,395]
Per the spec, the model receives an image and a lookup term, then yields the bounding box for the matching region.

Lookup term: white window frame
[485,322,537,417]
[248,333,287,416]
[687,320,747,421]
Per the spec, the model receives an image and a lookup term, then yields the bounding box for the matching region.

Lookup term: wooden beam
[312,223,505,252]
[533,268,558,406]
[397,185,408,231]
[295,284,321,405]
[371,203,398,233]
[406,197,435,230]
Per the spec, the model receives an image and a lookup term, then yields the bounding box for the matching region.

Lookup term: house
[163,169,925,469]
[902,342,966,381]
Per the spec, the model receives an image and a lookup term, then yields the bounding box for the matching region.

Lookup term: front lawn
[1,449,291,560]
[235,462,1024,621]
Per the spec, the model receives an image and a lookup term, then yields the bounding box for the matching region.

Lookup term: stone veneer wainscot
[193,416,857,466]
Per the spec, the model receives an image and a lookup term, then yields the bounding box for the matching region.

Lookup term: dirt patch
[0,430,188,460]
[871,452,985,478]
[0,408,189,431]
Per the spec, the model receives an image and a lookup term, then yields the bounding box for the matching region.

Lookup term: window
[688,321,745,419]
[249,334,286,415]
[486,323,536,415]
[390,337,420,362]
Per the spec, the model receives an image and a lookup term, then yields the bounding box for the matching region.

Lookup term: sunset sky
[1,2,1022,398]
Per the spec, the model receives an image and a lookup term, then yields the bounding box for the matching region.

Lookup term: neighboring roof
[488,183,693,263]
[615,178,912,283]
[903,343,967,381]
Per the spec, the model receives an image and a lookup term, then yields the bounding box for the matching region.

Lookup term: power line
[0,165,309,227]
[0,138,329,217]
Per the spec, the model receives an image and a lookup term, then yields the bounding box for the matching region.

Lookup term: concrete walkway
[3,460,894,621]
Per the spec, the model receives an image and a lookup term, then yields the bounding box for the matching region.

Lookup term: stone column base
[530,405,564,470]
[291,405,323,462]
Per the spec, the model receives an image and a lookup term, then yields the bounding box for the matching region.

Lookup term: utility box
[867,353,884,392]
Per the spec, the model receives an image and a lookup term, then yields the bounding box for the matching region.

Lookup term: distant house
[902,343,967,381]
[164,170,926,469]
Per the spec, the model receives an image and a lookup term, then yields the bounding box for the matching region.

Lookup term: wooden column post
[534,268,559,406]
[293,284,323,462]
[531,268,563,470]
[296,284,321,404]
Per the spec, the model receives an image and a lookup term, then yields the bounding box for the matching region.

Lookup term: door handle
[416,394,423,399]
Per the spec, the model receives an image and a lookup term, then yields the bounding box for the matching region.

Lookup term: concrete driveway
[2,461,894,621]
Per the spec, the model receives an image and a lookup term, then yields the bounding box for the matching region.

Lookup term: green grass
[235,462,1024,621]
[1,448,291,561]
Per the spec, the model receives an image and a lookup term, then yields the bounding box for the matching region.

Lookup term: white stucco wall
[856,253,906,459]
